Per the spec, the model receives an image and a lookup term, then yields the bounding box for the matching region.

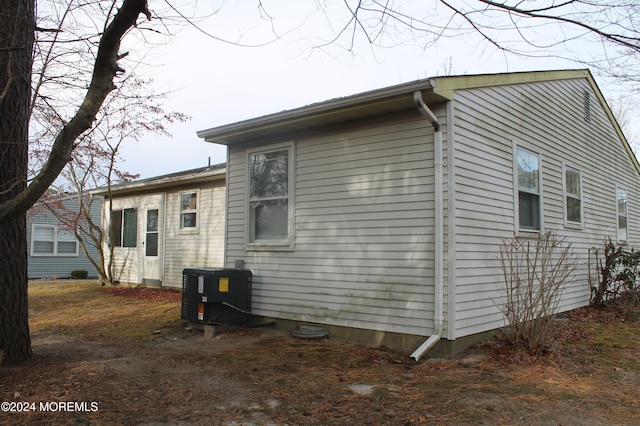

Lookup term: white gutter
[197,80,437,142]
[410,90,444,362]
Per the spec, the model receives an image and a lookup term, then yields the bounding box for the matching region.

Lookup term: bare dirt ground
[1,281,639,425]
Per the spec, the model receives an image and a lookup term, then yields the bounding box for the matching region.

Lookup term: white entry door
[141,197,163,286]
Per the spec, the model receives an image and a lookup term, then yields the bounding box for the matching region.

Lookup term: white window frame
[30,224,79,257]
[563,163,583,228]
[179,190,199,233]
[513,143,543,233]
[616,185,628,243]
[246,142,295,251]
[110,207,138,248]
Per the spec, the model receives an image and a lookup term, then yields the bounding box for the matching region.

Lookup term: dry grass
[28,281,183,340]
[0,281,639,425]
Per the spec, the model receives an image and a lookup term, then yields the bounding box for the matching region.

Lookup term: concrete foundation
[186,315,497,359]
[252,316,497,359]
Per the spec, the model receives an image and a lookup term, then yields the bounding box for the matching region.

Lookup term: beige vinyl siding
[162,181,226,287]
[452,77,640,338]
[110,249,139,282]
[107,196,141,284]
[226,110,441,336]
[107,180,226,288]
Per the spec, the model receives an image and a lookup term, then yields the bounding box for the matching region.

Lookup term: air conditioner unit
[181,268,252,325]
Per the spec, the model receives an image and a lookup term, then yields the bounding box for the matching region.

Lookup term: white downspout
[410,90,444,362]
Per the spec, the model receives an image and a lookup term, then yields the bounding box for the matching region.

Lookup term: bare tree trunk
[0,217,31,366]
[0,0,35,365]
[0,0,150,365]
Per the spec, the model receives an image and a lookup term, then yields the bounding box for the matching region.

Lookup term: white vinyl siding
[451,77,640,339]
[226,111,441,336]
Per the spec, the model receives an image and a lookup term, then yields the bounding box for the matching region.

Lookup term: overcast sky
[118,1,632,179]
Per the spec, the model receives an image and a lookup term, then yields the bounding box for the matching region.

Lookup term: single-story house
[91,164,226,287]
[196,69,640,358]
[27,194,102,279]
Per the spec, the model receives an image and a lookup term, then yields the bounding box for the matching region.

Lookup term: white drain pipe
[410,90,444,361]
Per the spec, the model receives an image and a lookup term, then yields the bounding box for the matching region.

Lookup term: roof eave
[196,69,640,177]
[197,79,443,145]
[196,70,595,146]
[91,167,226,197]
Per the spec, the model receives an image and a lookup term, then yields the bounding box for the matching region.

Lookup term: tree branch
[0,0,151,223]
[477,0,640,51]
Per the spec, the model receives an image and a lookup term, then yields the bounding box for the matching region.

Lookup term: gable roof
[197,69,639,174]
[91,163,226,197]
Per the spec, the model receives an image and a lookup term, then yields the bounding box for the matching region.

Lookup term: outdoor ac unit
[181,268,252,325]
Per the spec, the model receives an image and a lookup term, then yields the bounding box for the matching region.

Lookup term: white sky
[118,1,635,179]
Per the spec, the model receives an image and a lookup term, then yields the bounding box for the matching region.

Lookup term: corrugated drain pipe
[410,91,444,362]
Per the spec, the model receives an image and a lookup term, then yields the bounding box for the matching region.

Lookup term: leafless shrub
[498,231,579,355]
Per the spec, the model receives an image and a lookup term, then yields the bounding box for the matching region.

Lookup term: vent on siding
[583,90,591,124]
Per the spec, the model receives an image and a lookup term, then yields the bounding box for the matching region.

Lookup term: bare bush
[498,231,579,355]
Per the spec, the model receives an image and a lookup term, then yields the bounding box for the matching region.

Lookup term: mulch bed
[103,285,182,303]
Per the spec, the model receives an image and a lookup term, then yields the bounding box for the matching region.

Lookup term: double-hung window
[56,228,78,254]
[110,208,138,247]
[31,224,79,256]
[248,144,293,247]
[180,192,198,230]
[616,186,628,242]
[516,147,541,231]
[564,165,582,226]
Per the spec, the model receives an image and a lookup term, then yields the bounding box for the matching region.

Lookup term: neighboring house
[91,164,226,287]
[196,69,640,358]
[27,194,102,279]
